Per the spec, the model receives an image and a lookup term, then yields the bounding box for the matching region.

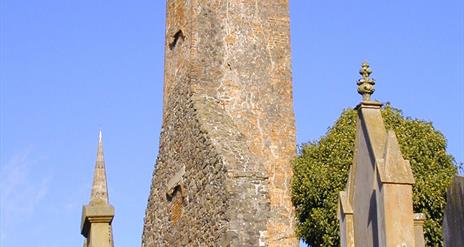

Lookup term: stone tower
[81,131,115,247]
[142,1,297,246]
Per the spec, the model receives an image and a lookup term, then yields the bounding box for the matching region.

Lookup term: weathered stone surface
[338,101,421,247]
[414,213,426,247]
[142,1,297,246]
[338,65,424,247]
[81,131,115,247]
[443,176,464,247]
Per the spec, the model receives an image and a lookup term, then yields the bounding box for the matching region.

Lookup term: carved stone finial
[357,62,376,101]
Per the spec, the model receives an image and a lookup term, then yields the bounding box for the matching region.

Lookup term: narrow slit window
[169,30,185,50]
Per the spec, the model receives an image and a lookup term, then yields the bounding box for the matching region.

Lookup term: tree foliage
[292,105,458,246]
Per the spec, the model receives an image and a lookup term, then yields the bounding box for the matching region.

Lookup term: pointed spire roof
[90,130,109,204]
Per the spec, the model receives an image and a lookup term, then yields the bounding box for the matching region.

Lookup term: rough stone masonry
[142,1,298,246]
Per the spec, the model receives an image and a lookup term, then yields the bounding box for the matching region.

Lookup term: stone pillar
[375,130,416,247]
[81,205,115,247]
[338,63,424,247]
[339,191,355,247]
[81,131,114,247]
[414,213,426,247]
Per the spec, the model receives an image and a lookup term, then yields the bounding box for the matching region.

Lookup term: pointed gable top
[376,130,415,184]
[90,130,109,204]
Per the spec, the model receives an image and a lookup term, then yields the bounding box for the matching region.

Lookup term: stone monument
[81,131,115,247]
[142,1,298,246]
[443,176,464,247]
[338,63,425,247]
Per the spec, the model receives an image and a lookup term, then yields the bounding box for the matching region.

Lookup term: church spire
[81,130,115,247]
[90,130,109,204]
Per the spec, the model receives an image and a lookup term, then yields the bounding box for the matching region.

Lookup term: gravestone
[338,63,425,247]
[443,176,464,247]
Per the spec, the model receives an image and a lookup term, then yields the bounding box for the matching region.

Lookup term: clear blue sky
[1,1,462,246]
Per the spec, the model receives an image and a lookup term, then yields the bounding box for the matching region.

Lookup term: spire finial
[357,62,376,101]
[90,130,109,204]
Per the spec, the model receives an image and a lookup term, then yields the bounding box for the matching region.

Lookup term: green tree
[292,105,458,246]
